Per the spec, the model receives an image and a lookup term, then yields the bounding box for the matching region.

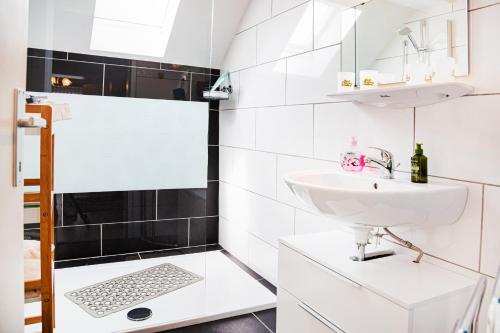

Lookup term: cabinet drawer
[277,288,344,333]
[278,244,409,333]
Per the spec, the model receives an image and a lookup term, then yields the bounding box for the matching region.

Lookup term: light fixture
[90,0,181,57]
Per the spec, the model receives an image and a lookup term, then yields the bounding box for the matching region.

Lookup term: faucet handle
[368,147,393,161]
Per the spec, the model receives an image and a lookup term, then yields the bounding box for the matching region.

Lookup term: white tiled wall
[219,0,500,286]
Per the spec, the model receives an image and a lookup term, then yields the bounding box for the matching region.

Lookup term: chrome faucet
[364,147,396,179]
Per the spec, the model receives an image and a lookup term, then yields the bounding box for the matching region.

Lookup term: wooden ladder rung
[25,279,41,291]
[24,192,40,203]
[25,316,42,325]
[24,178,40,186]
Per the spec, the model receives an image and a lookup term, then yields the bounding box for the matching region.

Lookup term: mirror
[353,0,468,85]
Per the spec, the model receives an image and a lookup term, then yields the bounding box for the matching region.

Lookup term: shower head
[398,26,421,52]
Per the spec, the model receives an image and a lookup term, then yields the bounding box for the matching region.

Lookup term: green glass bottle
[411,143,428,183]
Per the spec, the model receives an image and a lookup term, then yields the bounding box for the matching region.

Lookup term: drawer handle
[298,301,345,333]
[304,256,361,288]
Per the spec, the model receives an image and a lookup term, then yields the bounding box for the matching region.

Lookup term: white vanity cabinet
[277,231,477,333]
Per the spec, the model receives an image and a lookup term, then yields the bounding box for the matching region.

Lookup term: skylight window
[90,0,180,57]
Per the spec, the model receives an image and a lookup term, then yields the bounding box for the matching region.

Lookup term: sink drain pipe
[383,228,424,263]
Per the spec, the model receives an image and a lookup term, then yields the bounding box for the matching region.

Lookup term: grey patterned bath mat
[65,263,203,318]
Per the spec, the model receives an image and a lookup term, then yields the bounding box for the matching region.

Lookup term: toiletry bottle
[411,143,428,183]
[341,137,365,172]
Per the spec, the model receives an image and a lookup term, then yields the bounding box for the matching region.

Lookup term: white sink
[284,170,468,228]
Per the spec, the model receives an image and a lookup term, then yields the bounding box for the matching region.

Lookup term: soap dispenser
[411,143,428,183]
[341,136,365,172]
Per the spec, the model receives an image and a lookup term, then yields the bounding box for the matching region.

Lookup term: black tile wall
[27,57,104,95]
[55,225,101,260]
[102,219,189,256]
[25,48,220,264]
[62,190,156,226]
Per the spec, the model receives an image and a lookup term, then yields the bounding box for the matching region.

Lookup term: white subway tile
[460,4,500,93]
[248,234,279,284]
[219,146,234,183]
[416,95,500,185]
[286,45,341,104]
[219,182,294,246]
[470,0,500,10]
[481,185,500,276]
[219,218,249,264]
[256,2,313,64]
[294,209,343,235]
[276,155,337,209]
[313,0,345,49]
[219,109,255,149]
[314,103,414,171]
[239,0,272,32]
[256,105,314,157]
[393,179,482,270]
[222,29,257,72]
[233,148,277,198]
[220,71,240,110]
[272,0,309,16]
[238,60,286,108]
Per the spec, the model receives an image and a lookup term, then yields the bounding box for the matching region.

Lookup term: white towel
[48,102,72,122]
[24,240,40,259]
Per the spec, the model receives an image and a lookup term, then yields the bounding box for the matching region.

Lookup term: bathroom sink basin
[284,170,468,228]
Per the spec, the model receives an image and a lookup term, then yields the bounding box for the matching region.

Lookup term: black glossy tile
[27,57,103,95]
[62,190,156,226]
[189,216,218,246]
[161,313,270,333]
[160,63,219,76]
[101,219,189,256]
[258,279,277,295]
[104,65,190,100]
[157,188,207,219]
[55,253,140,269]
[28,48,67,59]
[208,146,219,181]
[220,249,264,281]
[139,244,222,260]
[24,228,40,241]
[55,225,101,260]
[68,52,160,69]
[207,181,219,216]
[191,73,219,109]
[254,308,277,332]
[24,223,40,230]
[54,193,63,227]
[208,111,219,145]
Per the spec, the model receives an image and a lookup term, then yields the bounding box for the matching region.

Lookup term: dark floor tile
[101,219,189,256]
[62,190,156,225]
[207,182,219,216]
[54,193,63,227]
[139,244,222,259]
[104,65,190,100]
[189,216,219,246]
[157,188,207,219]
[161,313,270,333]
[55,253,140,269]
[55,225,101,260]
[28,48,67,59]
[68,53,160,69]
[208,111,219,145]
[254,308,277,332]
[208,146,219,181]
[220,250,264,281]
[27,57,103,95]
[258,279,277,295]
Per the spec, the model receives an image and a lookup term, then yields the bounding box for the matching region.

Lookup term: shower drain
[65,263,203,318]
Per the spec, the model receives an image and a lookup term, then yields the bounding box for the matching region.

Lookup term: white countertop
[279,230,477,310]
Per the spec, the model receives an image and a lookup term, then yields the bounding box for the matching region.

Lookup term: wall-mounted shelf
[327,82,474,109]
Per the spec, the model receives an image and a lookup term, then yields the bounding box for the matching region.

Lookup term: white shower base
[25,250,276,333]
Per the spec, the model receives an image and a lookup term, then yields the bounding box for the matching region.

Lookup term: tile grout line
[252,312,274,333]
[100,224,103,257]
[101,64,106,96]
[478,184,485,272]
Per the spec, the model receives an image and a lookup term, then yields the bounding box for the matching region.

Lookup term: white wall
[0,0,28,331]
[218,0,500,293]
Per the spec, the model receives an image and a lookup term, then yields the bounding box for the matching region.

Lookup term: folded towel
[24,240,40,260]
[48,102,72,122]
